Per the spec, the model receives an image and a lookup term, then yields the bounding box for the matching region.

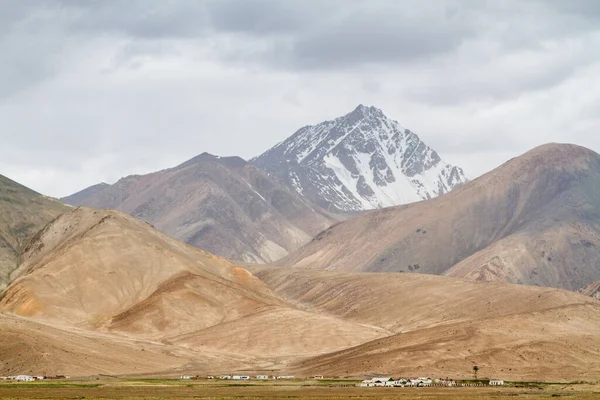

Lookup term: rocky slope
[0,174,69,291]
[280,143,600,291]
[253,105,467,212]
[61,154,337,263]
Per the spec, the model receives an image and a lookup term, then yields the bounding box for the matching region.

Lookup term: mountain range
[2,107,600,381]
[62,105,466,262]
[1,207,599,380]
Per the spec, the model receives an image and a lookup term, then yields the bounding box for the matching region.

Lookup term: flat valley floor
[2,380,600,400]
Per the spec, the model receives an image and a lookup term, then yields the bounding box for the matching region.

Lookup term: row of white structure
[359,377,437,387]
[181,375,299,380]
[0,375,45,382]
[359,377,505,387]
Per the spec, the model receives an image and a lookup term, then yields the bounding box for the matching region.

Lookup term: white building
[232,376,250,380]
[416,377,432,386]
[358,376,439,388]
[489,380,504,386]
[14,375,34,382]
[220,375,231,380]
[359,377,393,387]
[179,376,192,380]
[435,378,456,387]
[276,376,296,380]
[371,377,392,383]
[256,375,269,380]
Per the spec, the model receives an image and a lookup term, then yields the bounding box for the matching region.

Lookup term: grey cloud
[5,1,480,71]
[407,48,595,106]
[206,0,319,35]
[7,0,599,77]
[288,14,472,69]
[0,3,70,99]
[2,0,600,196]
[204,0,480,69]
[208,0,600,71]
[548,0,600,19]
[58,0,210,38]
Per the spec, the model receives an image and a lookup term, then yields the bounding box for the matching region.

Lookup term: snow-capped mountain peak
[252,105,467,212]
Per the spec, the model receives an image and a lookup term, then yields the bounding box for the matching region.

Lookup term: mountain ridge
[279,143,600,291]
[61,154,338,263]
[252,104,467,212]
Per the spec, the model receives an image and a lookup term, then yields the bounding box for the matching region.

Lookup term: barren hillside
[0,175,69,291]
[293,303,600,381]
[254,267,600,381]
[280,144,600,291]
[1,207,282,333]
[62,154,337,263]
[252,267,594,333]
[0,208,382,368]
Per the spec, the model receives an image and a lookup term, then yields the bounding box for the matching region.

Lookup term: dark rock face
[252,105,467,212]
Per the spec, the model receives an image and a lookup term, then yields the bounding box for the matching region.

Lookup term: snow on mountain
[252,105,467,212]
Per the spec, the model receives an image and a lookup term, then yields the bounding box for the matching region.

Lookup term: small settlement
[0,373,505,387]
[359,377,437,387]
[201,375,298,380]
[359,377,506,388]
[0,375,46,382]
[181,375,505,388]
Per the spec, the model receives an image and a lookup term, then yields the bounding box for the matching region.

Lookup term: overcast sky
[2,0,600,197]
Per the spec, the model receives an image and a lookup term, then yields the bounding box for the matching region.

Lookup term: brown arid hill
[0,174,69,291]
[293,305,600,382]
[253,267,600,381]
[61,153,337,263]
[0,208,382,372]
[1,207,281,332]
[582,280,600,300]
[280,143,600,291]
